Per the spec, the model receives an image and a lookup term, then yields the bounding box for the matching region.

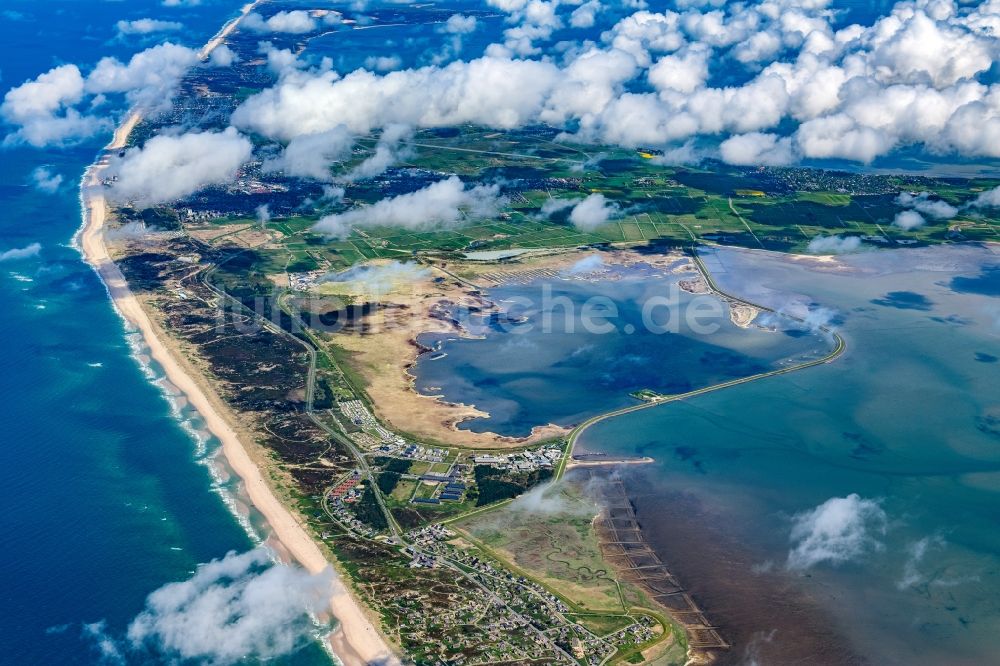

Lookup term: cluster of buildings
[415,526,661,662]
[411,473,468,505]
[750,165,936,196]
[325,483,378,539]
[471,445,562,472]
[339,400,407,446]
[399,443,448,462]
[289,269,328,291]
[182,208,226,222]
[328,470,362,501]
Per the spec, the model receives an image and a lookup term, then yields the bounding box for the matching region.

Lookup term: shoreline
[74,5,399,666]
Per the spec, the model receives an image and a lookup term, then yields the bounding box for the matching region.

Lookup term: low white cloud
[163,0,201,6]
[231,56,563,141]
[123,549,332,664]
[108,127,252,205]
[230,0,1000,164]
[85,43,200,112]
[115,18,183,36]
[431,14,479,63]
[263,126,355,181]
[506,480,598,516]
[565,253,606,275]
[243,10,318,34]
[364,55,402,72]
[2,42,201,147]
[896,191,958,220]
[0,242,42,261]
[806,235,862,255]
[314,176,501,238]
[719,132,795,166]
[321,260,430,292]
[647,46,709,94]
[255,204,271,228]
[569,193,617,230]
[0,64,107,147]
[30,167,64,193]
[786,494,887,570]
[442,14,477,34]
[540,196,578,217]
[343,124,412,182]
[209,45,239,68]
[893,210,926,230]
[258,42,304,77]
[2,64,85,123]
[570,2,602,29]
[970,185,1000,209]
[897,535,946,590]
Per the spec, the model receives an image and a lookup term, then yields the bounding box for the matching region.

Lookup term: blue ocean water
[0,2,328,663]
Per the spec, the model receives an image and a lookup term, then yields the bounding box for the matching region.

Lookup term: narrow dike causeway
[552,246,847,659]
[555,247,847,481]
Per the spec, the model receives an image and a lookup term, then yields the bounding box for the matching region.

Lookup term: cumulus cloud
[257,42,304,77]
[893,210,926,230]
[108,127,253,205]
[0,242,42,262]
[263,126,354,181]
[432,13,479,63]
[30,167,63,193]
[786,494,887,570]
[569,193,617,230]
[85,43,200,112]
[226,0,1000,164]
[243,10,318,34]
[365,55,402,73]
[232,57,563,141]
[0,64,107,147]
[115,18,183,36]
[540,196,578,218]
[647,46,709,94]
[314,176,501,238]
[896,191,958,220]
[570,1,602,29]
[2,42,205,147]
[209,45,239,68]
[122,549,332,664]
[806,235,862,255]
[442,14,477,34]
[16,0,1000,166]
[343,124,413,182]
[970,185,1000,209]
[719,132,795,166]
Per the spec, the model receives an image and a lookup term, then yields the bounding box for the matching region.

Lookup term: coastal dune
[75,5,399,666]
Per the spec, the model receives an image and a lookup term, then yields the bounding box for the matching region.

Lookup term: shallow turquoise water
[413,261,833,437]
[578,245,1000,664]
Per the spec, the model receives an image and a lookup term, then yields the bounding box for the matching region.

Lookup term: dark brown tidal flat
[627,477,867,666]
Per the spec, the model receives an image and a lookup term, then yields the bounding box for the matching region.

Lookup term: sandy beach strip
[75,5,399,665]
